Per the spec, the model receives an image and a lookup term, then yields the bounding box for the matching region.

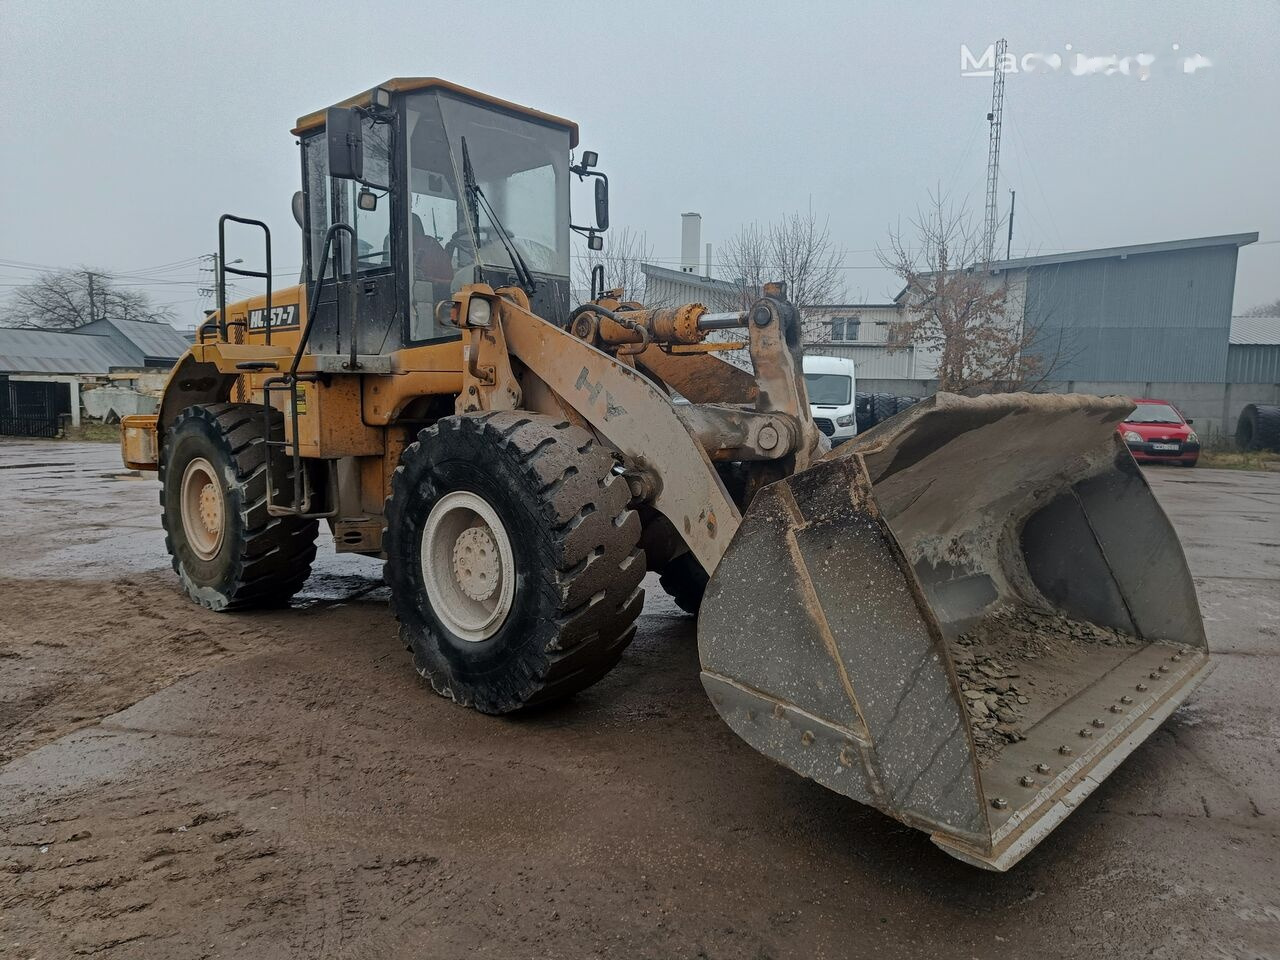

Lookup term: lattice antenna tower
[982,38,1008,264]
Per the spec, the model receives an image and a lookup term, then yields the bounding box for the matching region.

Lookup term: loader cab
[295,79,581,354]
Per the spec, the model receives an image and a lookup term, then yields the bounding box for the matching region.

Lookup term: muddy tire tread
[160,403,318,610]
[384,412,645,714]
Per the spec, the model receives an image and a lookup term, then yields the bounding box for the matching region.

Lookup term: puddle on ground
[292,570,389,608]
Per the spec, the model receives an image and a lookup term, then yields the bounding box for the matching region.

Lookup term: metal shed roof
[1229,316,1280,345]
[899,233,1261,297]
[0,327,138,374]
[989,233,1259,273]
[73,318,191,361]
[640,262,742,294]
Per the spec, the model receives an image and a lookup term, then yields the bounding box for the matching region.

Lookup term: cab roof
[292,77,580,147]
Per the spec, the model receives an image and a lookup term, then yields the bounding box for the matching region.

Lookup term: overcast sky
[1,0,1277,325]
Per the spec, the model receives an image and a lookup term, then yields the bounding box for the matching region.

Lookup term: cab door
[302,114,405,358]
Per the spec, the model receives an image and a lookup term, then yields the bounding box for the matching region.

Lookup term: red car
[1119,398,1200,467]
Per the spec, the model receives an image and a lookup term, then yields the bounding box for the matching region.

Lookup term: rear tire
[1237,403,1280,452]
[658,551,708,616]
[160,403,318,611]
[383,412,645,714]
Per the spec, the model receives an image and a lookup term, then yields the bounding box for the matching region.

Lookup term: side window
[831,315,860,341]
[355,118,392,273]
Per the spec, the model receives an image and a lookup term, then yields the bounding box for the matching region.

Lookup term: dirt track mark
[0,574,280,763]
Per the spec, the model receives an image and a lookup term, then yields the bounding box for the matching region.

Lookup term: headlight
[467,296,492,327]
[836,414,855,427]
[1122,431,1142,443]
[1186,430,1198,444]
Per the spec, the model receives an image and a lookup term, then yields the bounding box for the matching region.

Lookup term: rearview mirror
[326,106,363,181]
[594,177,609,232]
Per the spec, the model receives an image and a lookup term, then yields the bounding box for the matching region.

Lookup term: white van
[802,354,858,443]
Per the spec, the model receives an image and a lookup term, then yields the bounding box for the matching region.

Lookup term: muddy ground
[0,439,1277,959]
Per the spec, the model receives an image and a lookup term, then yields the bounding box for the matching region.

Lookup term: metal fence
[0,378,70,438]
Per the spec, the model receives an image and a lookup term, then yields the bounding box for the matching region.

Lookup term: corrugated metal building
[816,233,1268,436]
[72,318,191,366]
[1013,233,1256,383]
[0,317,190,374]
[0,327,138,374]
[641,262,742,310]
[803,304,915,378]
[645,233,1271,435]
[1227,316,1280,383]
[0,317,190,435]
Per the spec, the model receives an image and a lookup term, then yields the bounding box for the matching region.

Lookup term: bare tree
[573,227,656,305]
[718,210,845,312]
[2,269,176,330]
[1241,296,1280,318]
[718,221,770,311]
[877,191,1055,393]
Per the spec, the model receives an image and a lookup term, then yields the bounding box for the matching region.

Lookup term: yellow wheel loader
[120,79,1211,870]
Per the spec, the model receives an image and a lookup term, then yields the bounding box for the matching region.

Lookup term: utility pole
[982,37,1007,265]
[1006,189,1016,261]
[200,252,240,303]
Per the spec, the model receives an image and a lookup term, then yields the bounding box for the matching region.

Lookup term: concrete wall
[854,378,938,398]
[845,373,1278,440]
[1043,380,1280,439]
[81,384,159,421]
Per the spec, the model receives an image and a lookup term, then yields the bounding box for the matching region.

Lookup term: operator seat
[412,214,453,282]
[410,213,453,340]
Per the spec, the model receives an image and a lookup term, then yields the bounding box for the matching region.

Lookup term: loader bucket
[698,392,1210,870]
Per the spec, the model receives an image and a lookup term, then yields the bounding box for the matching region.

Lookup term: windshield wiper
[460,136,537,297]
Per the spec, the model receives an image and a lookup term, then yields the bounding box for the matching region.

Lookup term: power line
[1004,108,1065,251]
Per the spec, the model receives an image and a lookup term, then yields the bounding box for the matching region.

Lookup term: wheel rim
[180,456,225,561]
[421,490,516,643]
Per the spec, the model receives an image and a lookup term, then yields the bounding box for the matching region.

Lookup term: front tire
[160,403,318,610]
[384,412,645,714]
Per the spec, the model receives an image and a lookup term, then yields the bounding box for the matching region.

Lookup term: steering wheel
[446,227,491,266]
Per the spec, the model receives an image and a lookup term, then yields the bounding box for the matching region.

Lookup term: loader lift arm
[452,281,821,574]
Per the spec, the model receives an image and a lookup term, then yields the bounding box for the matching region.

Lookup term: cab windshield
[805,373,852,405]
[404,91,570,339]
[406,92,569,275]
[1126,403,1183,424]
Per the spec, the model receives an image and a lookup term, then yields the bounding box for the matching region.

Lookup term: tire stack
[1236,404,1280,452]
[854,392,924,434]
